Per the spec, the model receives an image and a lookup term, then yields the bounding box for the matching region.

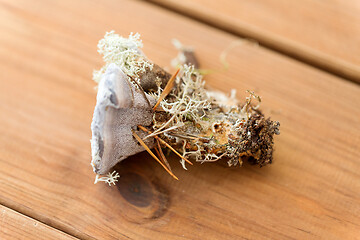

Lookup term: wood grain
[0,0,359,239]
[148,0,360,83]
[0,205,78,240]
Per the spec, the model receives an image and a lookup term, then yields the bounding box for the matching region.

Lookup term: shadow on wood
[110,151,274,223]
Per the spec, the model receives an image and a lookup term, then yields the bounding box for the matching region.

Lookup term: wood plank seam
[0,0,359,239]
[0,203,81,240]
[144,0,360,84]
[0,200,85,240]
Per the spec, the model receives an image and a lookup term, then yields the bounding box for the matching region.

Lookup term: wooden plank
[0,205,78,240]
[148,0,360,83]
[0,0,359,239]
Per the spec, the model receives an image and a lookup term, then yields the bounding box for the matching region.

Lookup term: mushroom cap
[91,64,156,174]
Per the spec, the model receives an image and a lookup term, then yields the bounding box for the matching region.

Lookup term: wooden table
[0,0,359,239]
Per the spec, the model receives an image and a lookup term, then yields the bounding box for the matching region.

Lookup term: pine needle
[131,129,178,180]
[153,68,180,111]
[142,124,182,140]
[138,125,193,165]
[155,138,172,172]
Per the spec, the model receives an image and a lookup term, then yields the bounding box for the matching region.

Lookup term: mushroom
[91,64,156,175]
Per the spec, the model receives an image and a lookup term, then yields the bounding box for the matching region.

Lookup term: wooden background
[0,0,359,239]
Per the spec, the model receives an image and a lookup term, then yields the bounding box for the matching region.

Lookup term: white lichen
[94,171,120,186]
[93,31,153,84]
[151,64,267,165]
[159,65,211,124]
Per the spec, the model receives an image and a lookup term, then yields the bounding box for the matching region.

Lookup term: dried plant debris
[91,31,280,185]
[171,39,200,69]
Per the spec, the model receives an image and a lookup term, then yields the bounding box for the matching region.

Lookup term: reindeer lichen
[149,63,279,168]
[93,31,153,85]
[94,171,120,186]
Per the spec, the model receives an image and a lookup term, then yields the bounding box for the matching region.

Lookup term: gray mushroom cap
[91,64,156,174]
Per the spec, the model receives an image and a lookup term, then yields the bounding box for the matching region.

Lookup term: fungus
[90,32,280,185]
